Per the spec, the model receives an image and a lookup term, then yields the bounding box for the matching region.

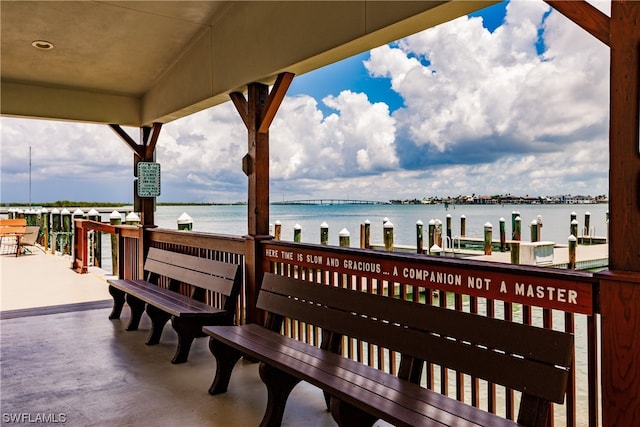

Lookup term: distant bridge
[272,199,388,206]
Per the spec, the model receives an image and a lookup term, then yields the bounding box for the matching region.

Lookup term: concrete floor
[0,250,337,426]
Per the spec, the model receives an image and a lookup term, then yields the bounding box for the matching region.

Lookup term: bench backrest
[257,273,573,427]
[0,218,27,235]
[144,247,241,312]
[0,218,27,227]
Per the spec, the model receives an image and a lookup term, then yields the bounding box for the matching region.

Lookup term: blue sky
[1,1,610,204]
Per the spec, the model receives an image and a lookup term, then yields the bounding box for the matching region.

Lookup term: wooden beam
[109,124,142,158]
[259,72,295,134]
[142,122,162,159]
[230,92,249,129]
[544,0,610,46]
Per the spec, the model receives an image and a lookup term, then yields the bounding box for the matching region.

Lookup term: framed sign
[137,162,161,197]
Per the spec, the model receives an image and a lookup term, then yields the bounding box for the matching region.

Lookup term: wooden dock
[371,240,608,270]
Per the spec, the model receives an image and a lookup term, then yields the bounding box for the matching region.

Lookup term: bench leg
[208,338,243,394]
[125,294,145,331]
[108,286,125,320]
[145,305,171,346]
[170,317,202,364]
[258,362,301,427]
[330,398,378,427]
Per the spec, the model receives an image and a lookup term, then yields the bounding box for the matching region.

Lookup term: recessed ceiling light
[32,40,54,50]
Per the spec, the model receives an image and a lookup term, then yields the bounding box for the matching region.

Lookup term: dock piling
[483,222,492,255]
[339,228,350,247]
[383,221,394,252]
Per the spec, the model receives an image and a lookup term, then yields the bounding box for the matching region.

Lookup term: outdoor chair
[15,226,41,256]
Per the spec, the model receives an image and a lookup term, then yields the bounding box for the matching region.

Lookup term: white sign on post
[137,162,161,197]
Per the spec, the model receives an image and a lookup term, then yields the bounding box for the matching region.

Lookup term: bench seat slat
[257,289,570,404]
[109,279,225,318]
[206,324,519,427]
[260,275,572,367]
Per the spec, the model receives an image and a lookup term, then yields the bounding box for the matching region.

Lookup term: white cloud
[1,0,611,203]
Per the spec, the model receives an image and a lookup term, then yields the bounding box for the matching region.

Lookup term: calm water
[153,203,609,247]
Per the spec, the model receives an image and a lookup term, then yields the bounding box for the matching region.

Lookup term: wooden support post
[601,2,640,424]
[416,220,424,254]
[109,122,162,229]
[232,72,294,325]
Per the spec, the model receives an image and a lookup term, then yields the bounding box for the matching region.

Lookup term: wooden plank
[108,279,226,317]
[261,242,596,314]
[144,248,238,295]
[260,274,574,366]
[258,72,294,134]
[206,324,518,427]
[258,289,570,404]
[544,0,610,46]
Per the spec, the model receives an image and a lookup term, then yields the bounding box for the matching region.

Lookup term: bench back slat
[144,247,239,297]
[258,273,573,404]
[0,219,27,227]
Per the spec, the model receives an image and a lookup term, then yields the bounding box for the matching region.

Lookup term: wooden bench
[204,273,573,427]
[108,247,242,364]
[0,218,27,256]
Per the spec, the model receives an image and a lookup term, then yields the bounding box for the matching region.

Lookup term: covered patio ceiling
[0,1,493,127]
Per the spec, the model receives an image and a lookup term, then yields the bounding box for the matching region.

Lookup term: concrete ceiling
[1,1,493,126]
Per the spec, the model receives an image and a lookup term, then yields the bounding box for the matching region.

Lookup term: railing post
[293,224,301,243]
[87,209,101,268]
[40,208,49,250]
[62,208,72,255]
[110,211,121,276]
[72,208,84,259]
[499,217,506,252]
[72,219,88,273]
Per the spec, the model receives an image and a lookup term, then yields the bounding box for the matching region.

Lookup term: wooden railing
[73,219,142,278]
[261,240,600,427]
[146,228,247,322]
[72,222,601,425]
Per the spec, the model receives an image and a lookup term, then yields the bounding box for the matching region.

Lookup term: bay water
[154,203,609,247]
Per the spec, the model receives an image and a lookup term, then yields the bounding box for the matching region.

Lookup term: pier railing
[262,240,600,427]
[72,223,600,426]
